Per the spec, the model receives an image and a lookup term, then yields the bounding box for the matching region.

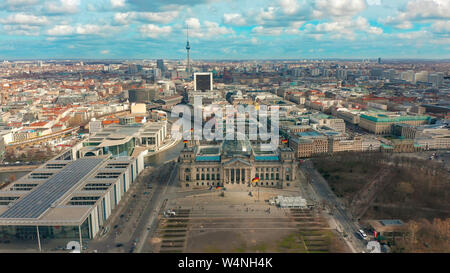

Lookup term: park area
[312,152,450,252]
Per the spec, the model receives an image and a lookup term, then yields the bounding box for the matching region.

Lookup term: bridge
[8,127,80,149]
[0,164,40,173]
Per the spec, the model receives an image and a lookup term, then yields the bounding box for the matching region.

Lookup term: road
[300,160,367,253]
[135,161,179,253]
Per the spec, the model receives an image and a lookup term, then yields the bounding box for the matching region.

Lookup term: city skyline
[0,0,449,60]
[0,0,449,259]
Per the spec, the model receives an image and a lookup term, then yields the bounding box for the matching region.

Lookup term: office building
[0,155,145,246]
[128,88,159,103]
[194,72,213,91]
[359,113,431,135]
[156,59,165,74]
[80,121,167,157]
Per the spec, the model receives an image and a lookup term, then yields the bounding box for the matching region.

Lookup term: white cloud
[252,26,283,36]
[101,50,110,54]
[185,17,201,29]
[139,11,179,24]
[204,21,233,35]
[3,24,40,36]
[381,16,414,29]
[256,7,277,24]
[0,13,49,25]
[285,21,305,34]
[402,0,450,20]
[114,13,132,25]
[305,16,382,40]
[384,0,450,26]
[4,0,38,7]
[47,24,120,36]
[313,0,366,18]
[184,18,233,39]
[76,24,106,35]
[279,0,299,15]
[110,0,126,8]
[355,16,383,35]
[223,13,246,26]
[397,30,429,40]
[366,0,381,5]
[114,11,179,25]
[431,20,450,33]
[395,21,413,30]
[140,24,172,38]
[305,20,355,39]
[45,0,80,14]
[46,25,74,35]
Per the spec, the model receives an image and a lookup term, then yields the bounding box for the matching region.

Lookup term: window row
[256,167,279,171]
[196,167,220,172]
[195,173,221,180]
[255,173,279,180]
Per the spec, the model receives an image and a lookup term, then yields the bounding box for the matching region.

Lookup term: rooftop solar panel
[0,157,104,219]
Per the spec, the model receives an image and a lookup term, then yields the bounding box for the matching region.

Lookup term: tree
[397,182,414,195]
[408,221,419,246]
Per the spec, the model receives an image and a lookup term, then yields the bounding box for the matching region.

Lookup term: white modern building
[0,154,146,248]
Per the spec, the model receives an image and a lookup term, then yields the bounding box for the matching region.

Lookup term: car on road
[358,229,368,240]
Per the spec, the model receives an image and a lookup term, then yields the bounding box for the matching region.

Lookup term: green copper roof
[360,114,431,123]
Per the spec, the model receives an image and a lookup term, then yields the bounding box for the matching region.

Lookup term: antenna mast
[186,24,191,78]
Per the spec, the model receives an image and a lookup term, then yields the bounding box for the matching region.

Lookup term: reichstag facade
[179,139,297,189]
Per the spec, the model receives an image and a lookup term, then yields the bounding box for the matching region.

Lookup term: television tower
[186,24,191,77]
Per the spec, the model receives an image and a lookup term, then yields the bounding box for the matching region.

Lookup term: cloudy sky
[0,0,449,59]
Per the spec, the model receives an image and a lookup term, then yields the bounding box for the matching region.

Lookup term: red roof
[29,121,48,127]
[59,116,71,122]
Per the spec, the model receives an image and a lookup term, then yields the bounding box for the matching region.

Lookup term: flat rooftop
[297,131,323,138]
[0,157,105,220]
[379,219,404,226]
[0,156,138,226]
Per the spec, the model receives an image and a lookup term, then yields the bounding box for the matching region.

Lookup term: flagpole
[258,186,259,202]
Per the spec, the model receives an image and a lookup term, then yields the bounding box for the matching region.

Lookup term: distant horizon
[3,58,450,62]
